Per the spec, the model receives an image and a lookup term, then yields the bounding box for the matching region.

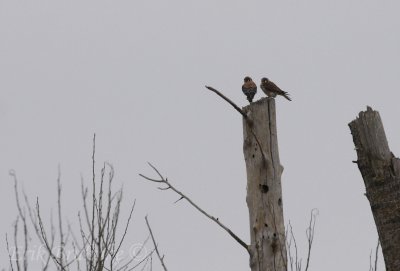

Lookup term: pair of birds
[242,77,291,103]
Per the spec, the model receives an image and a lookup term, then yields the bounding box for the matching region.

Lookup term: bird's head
[244,76,252,82]
[261,77,269,84]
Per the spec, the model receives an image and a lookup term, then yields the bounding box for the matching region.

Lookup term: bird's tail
[247,92,256,103]
[282,91,291,101]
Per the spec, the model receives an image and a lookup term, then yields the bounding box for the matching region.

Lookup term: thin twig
[90,133,96,271]
[115,235,152,271]
[145,216,168,271]
[374,240,380,271]
[140,163,249,252]
[138,256,150,271]
[205,86,247,118]
[6,234,15,271]
[56,166,65,268]
[68,223,89,271]
[10,171,29,271]
[22,189,53,270]
[288,222,300,271]
[13,216,20,271]
[37,198,80,270]
[125,249,155,271]
[36,199,66,270]
[112,200,136,262]
[286,224,293,271]
[370,239,380,271]
[304,209,318,271]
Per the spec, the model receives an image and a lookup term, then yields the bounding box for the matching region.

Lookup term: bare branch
[288,222,300,271]
[205,85,247,118]
[13,217,20,271]
[115,235,152,271]
[110,200,136,264]
[140,163,249,252]
[36,199,66,270]
[9,170,29,271]
[286,223,294,271]
[124,249,155,271]
[203,87,268,163]
[36,198,79,270]
[90,133,96,271]
[56,166,65,268]
[6,234,15,271]
[374,240,380,271]
[370,239,380,271]
[285,209,318,271]
[22,186,54,270]
[138,256,151,271]
[304,209,318,271]
[145,216,168,271]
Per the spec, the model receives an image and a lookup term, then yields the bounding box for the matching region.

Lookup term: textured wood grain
[243,97,287,271]
[349,106,400,271]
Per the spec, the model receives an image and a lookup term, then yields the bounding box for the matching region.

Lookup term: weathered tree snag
[349,106,400,271]
[243,97,287,271]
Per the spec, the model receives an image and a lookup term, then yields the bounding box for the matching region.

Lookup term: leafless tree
[7,135,151,271]
[286,209,318,271]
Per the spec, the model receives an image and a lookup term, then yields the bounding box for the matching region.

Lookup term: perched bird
[260,77,291,101]
[242,76,257,103]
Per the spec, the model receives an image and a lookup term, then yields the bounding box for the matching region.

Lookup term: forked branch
[205,85,247,118]
[139,163,249,252]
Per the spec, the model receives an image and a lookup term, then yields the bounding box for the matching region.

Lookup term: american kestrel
[260,77,291,101]
[242,76,257,103]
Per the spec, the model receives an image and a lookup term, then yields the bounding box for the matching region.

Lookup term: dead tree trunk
[243,97,287,271]
[349,106,400,271]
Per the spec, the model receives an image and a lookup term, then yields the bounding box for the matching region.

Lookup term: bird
[260,77,291,101]
[242,76,257,103]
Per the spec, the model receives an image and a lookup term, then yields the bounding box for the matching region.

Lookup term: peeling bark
[243,97,287,271]
[349,106,400,271]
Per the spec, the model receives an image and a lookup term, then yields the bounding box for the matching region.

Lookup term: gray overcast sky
[1,1,399,270]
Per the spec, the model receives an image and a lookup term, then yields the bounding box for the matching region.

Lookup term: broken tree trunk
[349,106,400,271]
[243,97,287,271]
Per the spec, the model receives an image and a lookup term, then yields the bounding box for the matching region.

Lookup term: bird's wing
[268,81,284,93]
[269,81,291,100]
